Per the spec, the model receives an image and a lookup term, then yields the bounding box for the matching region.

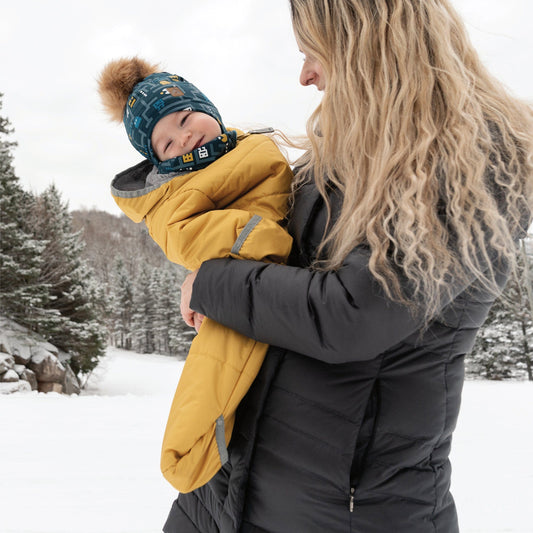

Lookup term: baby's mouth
[193,137,204,150]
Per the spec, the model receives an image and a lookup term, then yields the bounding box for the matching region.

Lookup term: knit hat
[98,58,237,173]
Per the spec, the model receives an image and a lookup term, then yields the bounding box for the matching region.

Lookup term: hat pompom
[98,57,160,122]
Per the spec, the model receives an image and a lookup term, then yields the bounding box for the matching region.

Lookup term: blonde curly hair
[289,0,533,319]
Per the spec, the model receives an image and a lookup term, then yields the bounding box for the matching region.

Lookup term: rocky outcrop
[0,353,15,374]
[0,317,81,395]
[29,347,66,384]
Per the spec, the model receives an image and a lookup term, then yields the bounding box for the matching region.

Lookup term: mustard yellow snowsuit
[111,130,293,493]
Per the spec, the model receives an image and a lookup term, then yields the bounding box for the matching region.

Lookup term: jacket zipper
[349,487,355,512]
[237,127,275,141]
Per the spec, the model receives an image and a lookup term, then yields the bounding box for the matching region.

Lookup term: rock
[0,352,16,373]
[0,316,78,394]
[20,368,38,391]
[38,382,63,394]
[62,365,81,395]
[12,344,32,365]
[0,316,26,332]
[0,380,32,394]
[33,340,59,357]
[29,349,66,383]
[1,369,19,382]
[0,352,15,373]
[0,318,33,364]
[57,349,71,364]
[0,332,11,354]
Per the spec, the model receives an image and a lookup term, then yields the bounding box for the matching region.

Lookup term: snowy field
[0,348,532,533]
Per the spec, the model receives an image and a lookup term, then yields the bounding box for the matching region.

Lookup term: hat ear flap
[98,57,159,122]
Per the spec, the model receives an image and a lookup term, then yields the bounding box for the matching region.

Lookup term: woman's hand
[180,269,205,332]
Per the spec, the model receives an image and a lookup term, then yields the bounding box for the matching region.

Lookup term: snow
[0,380,31,394]
[451,381,533,533]
[1,348,532,533]
[0,348,182,533]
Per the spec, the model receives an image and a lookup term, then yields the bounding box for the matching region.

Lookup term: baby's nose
[180,130,191,147]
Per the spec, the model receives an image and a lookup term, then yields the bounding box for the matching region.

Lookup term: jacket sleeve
[189,247,481,364]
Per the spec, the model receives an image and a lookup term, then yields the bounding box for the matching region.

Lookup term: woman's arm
[187,248,429,364]
[187,243,499,364]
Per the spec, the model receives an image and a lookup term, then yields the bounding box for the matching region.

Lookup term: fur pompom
[98,57,160,122]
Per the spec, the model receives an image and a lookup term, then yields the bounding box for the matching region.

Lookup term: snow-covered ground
[0,348,532,533]
[0,348,181,533]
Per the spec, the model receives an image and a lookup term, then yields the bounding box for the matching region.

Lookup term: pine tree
[30,185,106,374]
[71,207,192,358]
[153,269,187,355]
[166,269,194,357]
[131,265,156,353]
[0,93,50,328]
[112,259,134,350]
[151,269,167,354]
[468,237,533,380]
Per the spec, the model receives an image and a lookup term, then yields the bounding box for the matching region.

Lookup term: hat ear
[98,57,160,122]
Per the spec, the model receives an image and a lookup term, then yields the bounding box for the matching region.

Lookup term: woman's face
[297,43,326,91]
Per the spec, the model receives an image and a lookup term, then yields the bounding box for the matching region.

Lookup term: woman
[166,1,533,532]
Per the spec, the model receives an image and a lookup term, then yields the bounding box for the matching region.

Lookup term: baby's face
[151,110,222,162]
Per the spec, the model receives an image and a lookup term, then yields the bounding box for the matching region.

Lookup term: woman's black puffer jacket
[163,179,510,533]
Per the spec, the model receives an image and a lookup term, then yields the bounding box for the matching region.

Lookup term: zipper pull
[349,487,355,513]
[237,127,275,141]
[248,127,275,135]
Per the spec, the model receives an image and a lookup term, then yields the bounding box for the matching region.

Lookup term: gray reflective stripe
[231,215,263,255]
[215,415,229,466]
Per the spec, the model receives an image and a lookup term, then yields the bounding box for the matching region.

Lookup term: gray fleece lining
[110,161,189,198]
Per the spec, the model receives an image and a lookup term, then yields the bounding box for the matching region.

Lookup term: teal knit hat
[124,72,237,173]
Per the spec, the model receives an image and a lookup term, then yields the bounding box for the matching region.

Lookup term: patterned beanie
[123,72,237,173]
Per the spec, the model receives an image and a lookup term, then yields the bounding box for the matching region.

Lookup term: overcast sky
[1,0,532,215]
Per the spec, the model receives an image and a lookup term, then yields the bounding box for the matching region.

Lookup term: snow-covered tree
[154,269,188,356]
[468,237,533,380]
[0,94,50,328]
[151,269,167,354]
[30,185,106,374]
[111,259,134,350]
[131,265,157,353]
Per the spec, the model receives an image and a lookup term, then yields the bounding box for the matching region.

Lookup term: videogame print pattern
[123,72,235,172]
[158,129,238,174]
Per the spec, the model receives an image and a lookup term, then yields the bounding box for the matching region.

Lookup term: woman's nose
[300,66,317,87]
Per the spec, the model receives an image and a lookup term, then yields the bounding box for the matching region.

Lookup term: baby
[98,57,293,493]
